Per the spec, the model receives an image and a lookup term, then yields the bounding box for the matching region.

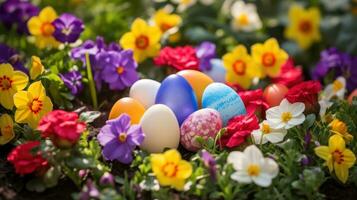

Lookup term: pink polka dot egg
[180,108,223,151]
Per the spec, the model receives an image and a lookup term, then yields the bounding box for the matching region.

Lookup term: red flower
[220,113,259,148]
[38,110,86,148]
[7,141,48,175]
[272,58,303,88]
[238,89,269,118]
[154,46,200,71]
[285,81,322,114]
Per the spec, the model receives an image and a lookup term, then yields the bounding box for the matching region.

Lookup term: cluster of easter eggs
[109,70,246,153]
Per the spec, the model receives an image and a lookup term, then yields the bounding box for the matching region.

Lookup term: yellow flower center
[236,14,249,26]
[262,52,276,67]
[233,60,246,75]
[261,123,271,134]
[135,35,149,49]
[162,162,178,177]
[160,23,172,32]
[0,76,12,91]
[28,98,43,114]
[118,133,127,143]
[281,112,292,123]
[332,150,344,165]
[116,66,125,74]
[333,80,343,92]
[41,22,55,36]
[298,20,312,34]
[247,164,260,176]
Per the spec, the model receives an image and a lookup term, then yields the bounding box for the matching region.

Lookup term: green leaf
[80,111,101,123]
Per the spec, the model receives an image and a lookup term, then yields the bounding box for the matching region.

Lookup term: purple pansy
[79,179,100,200]
[0,0,39,34]
[97,114,144,164]
[60,70,83,96]
[196,41,216,71]
[0,43,27,73]
[98,50,139,90]
[201,150,217,180]
[52,13,84,43]
[99,172,115,186]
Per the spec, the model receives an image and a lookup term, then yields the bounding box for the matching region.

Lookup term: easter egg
[202,59,226,83]
[140,104,180,153]
[180,108,222,151]
[109,97,145,124]
[155,74,198,125]
[263,83,289,107]
[177,70,213,107]
[202,83,246,125]
[348,89,357,104]
[129,79,161,109]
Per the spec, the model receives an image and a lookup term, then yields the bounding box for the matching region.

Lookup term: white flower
[230,1,262,32]
[321,0,349,11]
[251,120,287,144]
[318,99,333,119]
[323,76,346,100]
[173,0,197,11]
[266,99,305,129]
[227,145,279,187]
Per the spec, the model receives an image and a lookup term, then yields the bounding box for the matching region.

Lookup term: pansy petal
[290,102,305,116]
[244,145,263,164]
[265,132,286,144]
[97,125,117,146]
[231,171,252,183]
[227,151,246,170]
[252,173,272,187]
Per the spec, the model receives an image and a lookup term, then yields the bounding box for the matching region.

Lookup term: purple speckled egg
[180,108,222,151]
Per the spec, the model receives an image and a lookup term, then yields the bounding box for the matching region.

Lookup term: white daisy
[251,120,287,144]
[323,76,346,100]
[230,1,262,32]
[227,145,279,187]
[266,99,305,129]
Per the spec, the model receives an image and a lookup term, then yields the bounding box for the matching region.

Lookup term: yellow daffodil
[315,135,356,183]
[0,114,15,145]
[223,45,262,89]
[151,149,192,190]
[285,5,320,49]
[251,38,288,78]
[13,81,53,129]
[329,119,353,142]
[153,9,182,34]
[27,6,60,49]
[0,64,29,110]
[120,18,161,63]
[30,56,45,80]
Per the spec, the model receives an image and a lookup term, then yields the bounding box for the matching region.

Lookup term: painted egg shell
[180,108,222,151]
[177,70,213,108]
[109,97,145,124]
[202,83,246,125]
[263,83,289,107]
[202,59,226,83]
[140,104,180,153]
[348,89,357,104]
[129,79,161,109]
[155,74,198,125]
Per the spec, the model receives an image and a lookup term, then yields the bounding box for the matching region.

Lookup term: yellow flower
[13,81,53,129]
[222,45,262,89]
[120,18,162,63]
[27,7,60,49]
[329,119,353,142]
[285,5,321,49]
[0,114,15,145]
[153,9,182,34]
[30,56,45,80]
[0,64,29,109]
[315,135,356,183]
[251,38,288,78]
[151,149,192,190]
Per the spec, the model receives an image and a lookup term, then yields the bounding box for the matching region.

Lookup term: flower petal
[230,171,252,183]
[176,160,193,179]
[227,151,246,170]
[314,146,330,160]
[244,145,263,164]
[334,163,349,183]
[163,149,181,164]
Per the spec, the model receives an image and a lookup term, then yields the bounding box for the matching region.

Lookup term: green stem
[85,53,98,109]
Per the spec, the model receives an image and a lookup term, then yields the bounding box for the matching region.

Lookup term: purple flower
[0,43,27,73]
[60,70,83,96]
[99,172,115,186]
[0,0,39,34]
[196,41,216,71]
[98,50,139,90]
[79,179,100,200]
[97,114,144,164]
[52,13,84,43]
[200,150,217,180]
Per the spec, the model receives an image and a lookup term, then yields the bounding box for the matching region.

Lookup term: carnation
[238,89,269,118]
[154,46,200,71]
[38,110,86,148]
[271,58,303,88]
[220,113,259,148]
[7,141,49,175]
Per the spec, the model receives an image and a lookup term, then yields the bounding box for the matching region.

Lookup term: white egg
[140,104,180,153]
[129,79,161,109]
